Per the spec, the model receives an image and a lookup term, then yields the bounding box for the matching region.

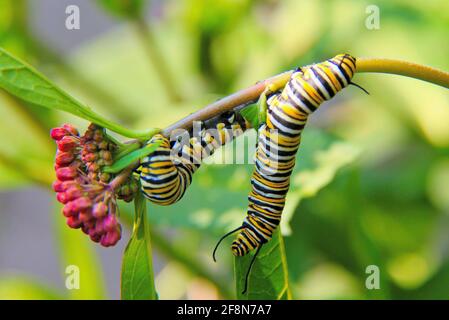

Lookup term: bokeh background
[1,0,449,299]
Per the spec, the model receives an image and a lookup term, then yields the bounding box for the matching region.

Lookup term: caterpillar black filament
[213,54,360,293]
[138,111,250,205]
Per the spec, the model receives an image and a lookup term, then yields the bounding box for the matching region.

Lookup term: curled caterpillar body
[231,54,357,257]
[139,111,249,205]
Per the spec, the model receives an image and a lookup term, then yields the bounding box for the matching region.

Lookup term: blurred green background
[1,0,449,299]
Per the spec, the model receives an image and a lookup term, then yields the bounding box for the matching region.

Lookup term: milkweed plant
[0,0,449,300]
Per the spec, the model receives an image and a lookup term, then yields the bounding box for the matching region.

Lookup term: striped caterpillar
[138,111,250,205]
[213,54,363,293]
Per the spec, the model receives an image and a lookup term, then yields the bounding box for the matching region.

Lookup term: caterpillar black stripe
[213,54,360,293]
[138,111,250,205]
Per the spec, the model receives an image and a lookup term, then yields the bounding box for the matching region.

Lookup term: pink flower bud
[103,215,118,232]
[84,142,97,152]
[94,219,106,235]
[56,192,68,204]
[72,197,92,211]
[62,124,79,136]
[50,127,68,141]
[81,225,90,235]
[67,215,82,229]
[92,202,108,218]
[57,136,79,152]
[100,228,121,247]
[93,130,103,142]
[62,203,77,217]
[89,231,101,243]
[55,152,75,166]
[83,152,97,162]
[65,186,83,201]
[52,180,65,192]
[53,180,77,192]
[83,219,95,230]
[56,166,78,181]
[79,210,93,223]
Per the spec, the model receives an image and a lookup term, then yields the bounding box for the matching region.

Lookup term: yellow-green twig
[356,57,449,89]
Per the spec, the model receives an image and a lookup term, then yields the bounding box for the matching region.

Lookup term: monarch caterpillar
[138,111,250,205]
[213,54,364,293]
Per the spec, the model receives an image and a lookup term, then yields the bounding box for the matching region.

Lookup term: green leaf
[53,203,107,299]
[104,140,162,174]
[0,48,157,139]
[235,229,291,300]
[96,0,146,19]
[0,276,64,300]
[240,104,259,129]
[121,192,157,300]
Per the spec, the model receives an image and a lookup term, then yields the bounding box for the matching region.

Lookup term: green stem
[356,57,449,89]
[114,141,142,161]
[104,141,162,174]
[133,17,183,103]
[75,107,159,139]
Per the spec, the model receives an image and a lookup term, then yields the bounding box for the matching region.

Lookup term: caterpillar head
[231,239,247,257]
[231,228,260,257]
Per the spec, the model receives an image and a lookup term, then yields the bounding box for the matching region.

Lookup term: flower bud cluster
[50,123,125,247]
